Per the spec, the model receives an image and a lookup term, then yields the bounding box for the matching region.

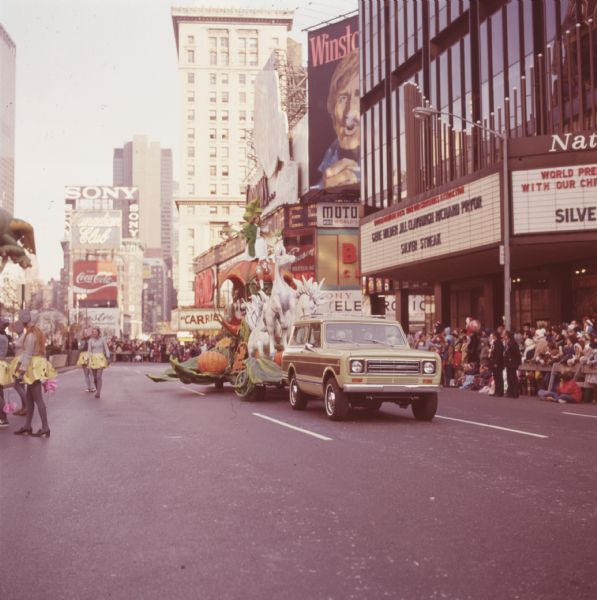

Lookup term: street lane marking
[179,386,205,396]
[562,411,597,420]
[252,413,332,441]
[436,415,548,439]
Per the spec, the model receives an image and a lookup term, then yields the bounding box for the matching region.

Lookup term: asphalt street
[1,363,596,600]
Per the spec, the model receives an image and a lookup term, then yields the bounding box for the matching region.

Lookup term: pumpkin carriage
[147,237,326,402]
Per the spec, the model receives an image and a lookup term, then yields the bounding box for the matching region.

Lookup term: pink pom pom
[43,379,58,393]
[4,401,17,414]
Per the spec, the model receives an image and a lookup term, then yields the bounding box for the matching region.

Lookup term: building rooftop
[171,5,294,53]
[0,23,16,50]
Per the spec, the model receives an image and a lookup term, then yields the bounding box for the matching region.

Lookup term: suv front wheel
[324,378,349,421]
[411,393,438,421]
[289,374,308,410]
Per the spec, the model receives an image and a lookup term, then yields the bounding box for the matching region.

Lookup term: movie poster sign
[73,260,118,302]
[71,210,122,250]
[308,15,360,190]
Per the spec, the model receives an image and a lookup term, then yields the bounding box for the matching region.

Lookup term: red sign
[73,260,118,301]
[194,269,215,308]
[290,245,316,281]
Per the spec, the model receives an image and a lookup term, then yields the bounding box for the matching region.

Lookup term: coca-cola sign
[73,260,118,301]
[71,209,122,250]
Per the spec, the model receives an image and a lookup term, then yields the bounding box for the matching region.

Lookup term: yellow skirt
[77,351,90,367]
[0,359,12,386]
[88,353,109,370]
[9,356,57,385]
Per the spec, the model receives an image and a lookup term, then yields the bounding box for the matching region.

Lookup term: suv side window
[308,323,321,348]
[291,325,308,346]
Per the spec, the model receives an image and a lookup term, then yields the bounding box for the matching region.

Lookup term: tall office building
[171,6,294,307]
[0,23,16,214]
[359,0,597,329]
[113,136,175,323]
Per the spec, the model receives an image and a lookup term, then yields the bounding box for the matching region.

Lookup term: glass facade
[360,0,597,209]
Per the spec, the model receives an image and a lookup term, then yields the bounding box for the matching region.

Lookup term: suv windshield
[325,322,406,346]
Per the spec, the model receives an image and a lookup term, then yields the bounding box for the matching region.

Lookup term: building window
[222,91,229,103]
[222,184,229,195]
[209,147,216,158]
[209,184,217,195]
[188,246,195,257]
[209,36,217,49]
[209,110,216,121]
[222,206,230,215]
[187,72,195,84]
[187,147,195,158]
[239,91,246,104]
[187,128,195,141]
[187,90,195,102]
[239,73,246,85]
[186,205,195,215]
[210,73,217,85]
[221,129,229,141]
[239,184,246,195]
[187,109,195,121]
[209,91,216,103]
[222,165,229,176]
[222,111,229,122]
[209,165,217,176]
[187,164,195,176]
[209,128,216,140]
[210,206,218,214]
[187,35,195,44]
[221,147,229,159]
[187,184,195,195]
[239,110,246,122]
[210,51,217,65]
[188,228,195,240]
[187,50,195,63]
[240,128,246,140]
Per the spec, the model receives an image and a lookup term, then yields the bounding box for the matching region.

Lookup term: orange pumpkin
[197,351,228,374]
[273,351,283,366]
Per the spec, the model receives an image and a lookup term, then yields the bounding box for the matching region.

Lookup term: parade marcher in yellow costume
[88,327,110,399]
[0,321,12,427]
[77,335,95,393]
[13,310,57,438]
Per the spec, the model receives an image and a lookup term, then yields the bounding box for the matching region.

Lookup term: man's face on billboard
[332,73,360,150]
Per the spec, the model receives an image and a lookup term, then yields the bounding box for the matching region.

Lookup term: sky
[0,0,357,280]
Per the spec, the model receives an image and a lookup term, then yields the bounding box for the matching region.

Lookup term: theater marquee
[361,173,501,273]
[512,163,597,234]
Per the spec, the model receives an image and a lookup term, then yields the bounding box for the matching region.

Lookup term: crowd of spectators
[102,335,221,363]
[407,316,597,402]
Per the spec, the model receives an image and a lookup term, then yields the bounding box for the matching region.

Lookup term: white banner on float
[512,163,597,234]
[361,173,501,273]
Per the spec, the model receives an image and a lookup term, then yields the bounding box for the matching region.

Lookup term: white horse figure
[295,276,326,319]
[262,240,296,357]
[245,291,272,357]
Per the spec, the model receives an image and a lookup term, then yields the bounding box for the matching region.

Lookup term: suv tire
[324,378,349,421]
[412,393,438,421]
[289,374,308,410]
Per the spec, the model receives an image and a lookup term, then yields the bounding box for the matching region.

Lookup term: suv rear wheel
[411,393,438,421]
[289,374,308,410]
[324,378,349,421]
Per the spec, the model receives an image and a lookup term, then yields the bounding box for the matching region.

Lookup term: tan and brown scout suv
[282,315,441,421]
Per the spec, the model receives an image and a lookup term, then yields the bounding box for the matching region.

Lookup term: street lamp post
[412,106,511,330]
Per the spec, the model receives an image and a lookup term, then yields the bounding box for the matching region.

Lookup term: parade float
[148,201,326,400]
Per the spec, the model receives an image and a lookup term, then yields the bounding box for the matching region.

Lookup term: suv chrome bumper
[342,383,439,394]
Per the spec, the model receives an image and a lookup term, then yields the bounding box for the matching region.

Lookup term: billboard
[308,15,360,190]
[71,209,122,250]
[317,231,360,289]
[73,260,118,302]
[70,307,120,337]
[512,163,597,234]
[176,308,221,332]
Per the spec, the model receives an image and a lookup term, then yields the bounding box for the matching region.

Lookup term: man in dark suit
[488,331,504,397]
[503,330,522,398]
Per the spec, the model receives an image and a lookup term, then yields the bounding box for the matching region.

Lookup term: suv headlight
[350,360,365,374]
[422,360,436,374]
